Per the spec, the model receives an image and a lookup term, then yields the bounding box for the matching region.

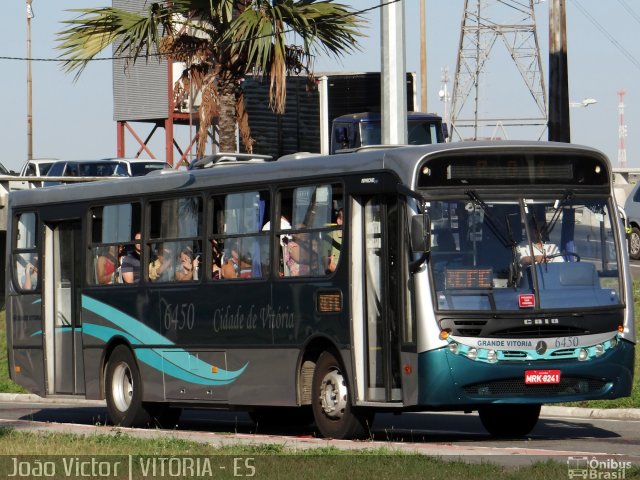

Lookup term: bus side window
[88,203,141,286]
[211,191,270,280]
[279,184,343,277]
[13,212,39,291]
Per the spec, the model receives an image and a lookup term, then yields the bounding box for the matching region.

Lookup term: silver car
[624,181,640,259]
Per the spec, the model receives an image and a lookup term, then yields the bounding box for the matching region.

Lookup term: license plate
[525,369,561,384]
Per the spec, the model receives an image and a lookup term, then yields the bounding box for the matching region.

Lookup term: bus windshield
[428,194,622,311]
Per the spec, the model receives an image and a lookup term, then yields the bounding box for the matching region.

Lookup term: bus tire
[105,345,150,427]
[478,404,541,437]
[629,226,640,260]
[311,351,373,439]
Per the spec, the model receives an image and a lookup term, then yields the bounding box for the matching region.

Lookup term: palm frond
[228,0,364,112]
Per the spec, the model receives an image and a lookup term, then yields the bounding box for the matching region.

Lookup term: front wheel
[105,345,150,427]
[478,404,541,437]
[311,351,373,439]
[629,226,640,260]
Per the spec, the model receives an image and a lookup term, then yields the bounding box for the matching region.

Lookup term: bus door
[43,221,85,395]
[351,195,402,403]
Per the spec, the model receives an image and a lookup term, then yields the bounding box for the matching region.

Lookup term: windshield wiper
[543,190,573,238]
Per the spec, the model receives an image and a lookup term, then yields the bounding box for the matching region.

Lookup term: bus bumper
[416,339,635,406]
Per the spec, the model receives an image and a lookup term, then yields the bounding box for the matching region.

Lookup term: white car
[19,158,57,177]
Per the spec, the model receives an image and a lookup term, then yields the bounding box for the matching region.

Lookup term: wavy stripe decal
[81,295,248,386]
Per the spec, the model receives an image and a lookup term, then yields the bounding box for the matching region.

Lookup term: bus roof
[8,141,611,208]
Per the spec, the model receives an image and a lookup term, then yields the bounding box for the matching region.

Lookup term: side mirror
[410,213,430,272]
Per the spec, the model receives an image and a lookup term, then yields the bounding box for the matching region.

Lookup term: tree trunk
[218,91,238,152]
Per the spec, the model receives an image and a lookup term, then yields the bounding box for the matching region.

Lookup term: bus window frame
[11,211,40,293]
[208,189,271,281]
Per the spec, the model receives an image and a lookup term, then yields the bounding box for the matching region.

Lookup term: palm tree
[57,0,363,157]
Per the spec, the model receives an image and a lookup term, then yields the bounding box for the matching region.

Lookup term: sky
[0,0,639,173]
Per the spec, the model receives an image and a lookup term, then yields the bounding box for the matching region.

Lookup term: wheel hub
[112,363,133,413]
[319,369,348,419]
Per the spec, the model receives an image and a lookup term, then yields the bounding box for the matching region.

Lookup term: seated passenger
[326,208,343,273]
[121,233,141,284]
[221,242,252,279]
[175,247,200,281]
[149,245,174,282]
[285,229,313,276]
[96,246,117,285]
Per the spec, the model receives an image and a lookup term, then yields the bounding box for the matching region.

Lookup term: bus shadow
[20,408,622,443]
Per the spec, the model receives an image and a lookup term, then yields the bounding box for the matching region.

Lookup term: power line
[0,0,400,63]
[617,0,640,26]
[569,0,640,72]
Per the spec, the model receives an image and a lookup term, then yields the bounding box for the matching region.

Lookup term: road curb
[0,393,105,406]
[1,393,638,420]
[541,405,640,420]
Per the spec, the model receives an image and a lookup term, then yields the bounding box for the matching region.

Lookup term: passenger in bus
[22,255,38,290]
[326,208,343,273]
[285,228,313,276]
[211,239,222,279]
[149,244,174,282]
[96,246,118,284]
[175,246,200,281]
[262,214,292,276]
[220,242,252,279]
[121,233,141,283]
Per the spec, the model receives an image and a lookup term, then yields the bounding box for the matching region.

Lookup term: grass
[0,429,632,480]
[0,310,25,393]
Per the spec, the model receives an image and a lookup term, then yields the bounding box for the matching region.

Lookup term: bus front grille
[462,377,607,397]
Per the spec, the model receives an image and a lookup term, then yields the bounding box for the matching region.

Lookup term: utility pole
[548,0,570,142]
[380,0,407,145]
[26,0,34,161]
[420,0,427,112]
[618,90,628,169]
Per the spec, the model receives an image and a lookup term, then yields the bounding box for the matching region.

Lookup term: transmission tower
[450,0,548,141]
[618,90,628,169]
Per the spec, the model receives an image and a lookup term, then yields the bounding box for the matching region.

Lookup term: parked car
[19,158,58,177]
[119,158,170,176]
[624,181,640,259]
[43,158,170,187]
[43,159,130,187]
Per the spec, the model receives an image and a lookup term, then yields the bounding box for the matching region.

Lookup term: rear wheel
[478,404,541,437]
[629,226,640,260]
[311,351,373,439]
[105,345,150,427]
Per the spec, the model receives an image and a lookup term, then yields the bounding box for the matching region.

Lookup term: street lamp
[26,0,34,161]
[569,98,597,108]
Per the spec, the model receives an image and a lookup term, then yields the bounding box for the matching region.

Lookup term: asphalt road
[630,258,640,281]
[0,398,639,469]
